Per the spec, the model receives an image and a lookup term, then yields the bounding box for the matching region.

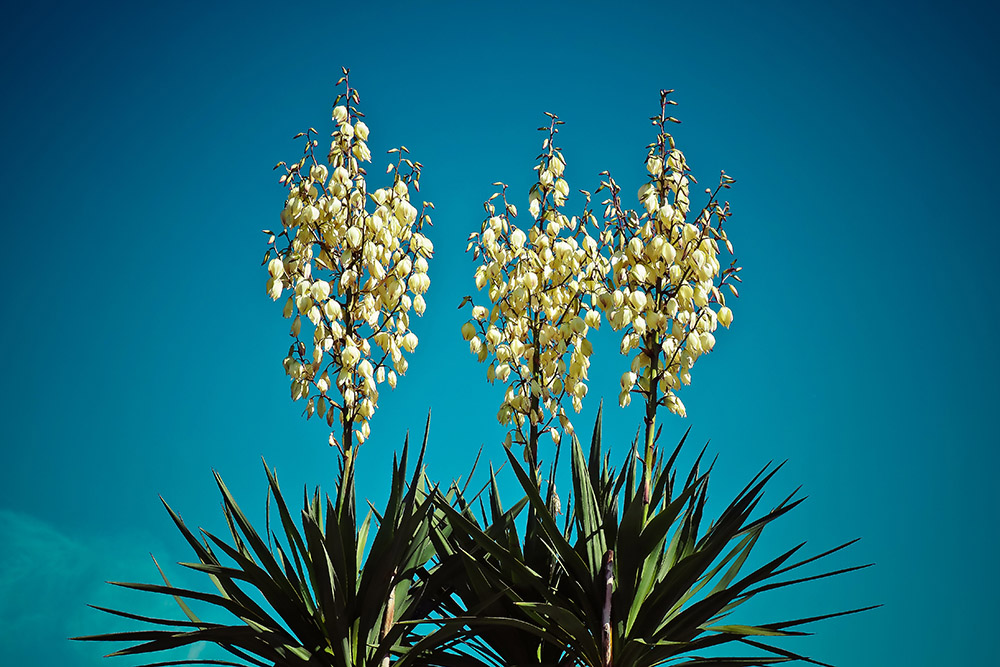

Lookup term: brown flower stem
[380,567,398,667]
[527,318,542,484]
[601,550,614,667]
[642,334,659,516]
[528,393,540,481]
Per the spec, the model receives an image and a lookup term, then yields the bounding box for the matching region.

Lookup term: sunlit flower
[462,114,611,471]
[595,103,738,421]
[589,90,740,503]
[266,68,433,451]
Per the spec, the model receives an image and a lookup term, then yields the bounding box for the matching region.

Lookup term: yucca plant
[400,450,565,667]
[417,405,875,667]
[74,420,450,667]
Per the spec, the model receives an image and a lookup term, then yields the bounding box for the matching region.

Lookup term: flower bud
[267,277,283,300]
[395,257,413,277]
[661,243,676,263]
[691,249,706,269]
[620,335,632,356]
[550,155,565,176]
[486,327,502,346]
[346,227,362,248]
[596,292,613,312]
[620,371,637,389]
[323,299,343,321]
[296,295,314,313]
[529,196,541,219]
[310,164,329,183]
[310,281,331,302]
[629,291,647,311]
[496,363,512,381]
[341,345,360,367]
[627,237,642,258]
[352,141,372,163]
[682,223,698,243]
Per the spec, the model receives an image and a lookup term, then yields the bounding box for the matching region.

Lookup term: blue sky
[1,0,998,664]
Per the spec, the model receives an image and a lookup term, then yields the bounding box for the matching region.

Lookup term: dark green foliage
[419,406,875,667]
[74,419,446,667]
[76,411,874,667]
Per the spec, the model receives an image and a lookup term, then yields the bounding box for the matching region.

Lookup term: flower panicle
[463,94,740,476]
[265,69,433,450]
[594,90,740,418]
[462,116,612,469]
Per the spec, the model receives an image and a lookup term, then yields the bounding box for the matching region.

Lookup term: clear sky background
[2,1,997,665]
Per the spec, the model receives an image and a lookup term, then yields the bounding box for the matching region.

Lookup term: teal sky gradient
[2,1,997,665]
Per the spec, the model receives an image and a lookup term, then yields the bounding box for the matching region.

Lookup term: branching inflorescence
[264,68,434,456]
[462,114,612,475]
[463,92,741,496]
[595,89,740,504]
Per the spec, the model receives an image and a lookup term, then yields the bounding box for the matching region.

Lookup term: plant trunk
[601,550,614,667]
[642,337,659,511]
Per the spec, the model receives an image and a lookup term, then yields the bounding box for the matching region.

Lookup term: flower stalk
[601,549,614,667]
[463,113,609,480]
[266,67,434,461]
[595,89,740,515]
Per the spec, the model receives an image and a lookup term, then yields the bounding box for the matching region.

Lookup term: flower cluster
[463,94,739,487]
[462,115,610,469]
[265,68,433,450]
[595,90,739,419]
